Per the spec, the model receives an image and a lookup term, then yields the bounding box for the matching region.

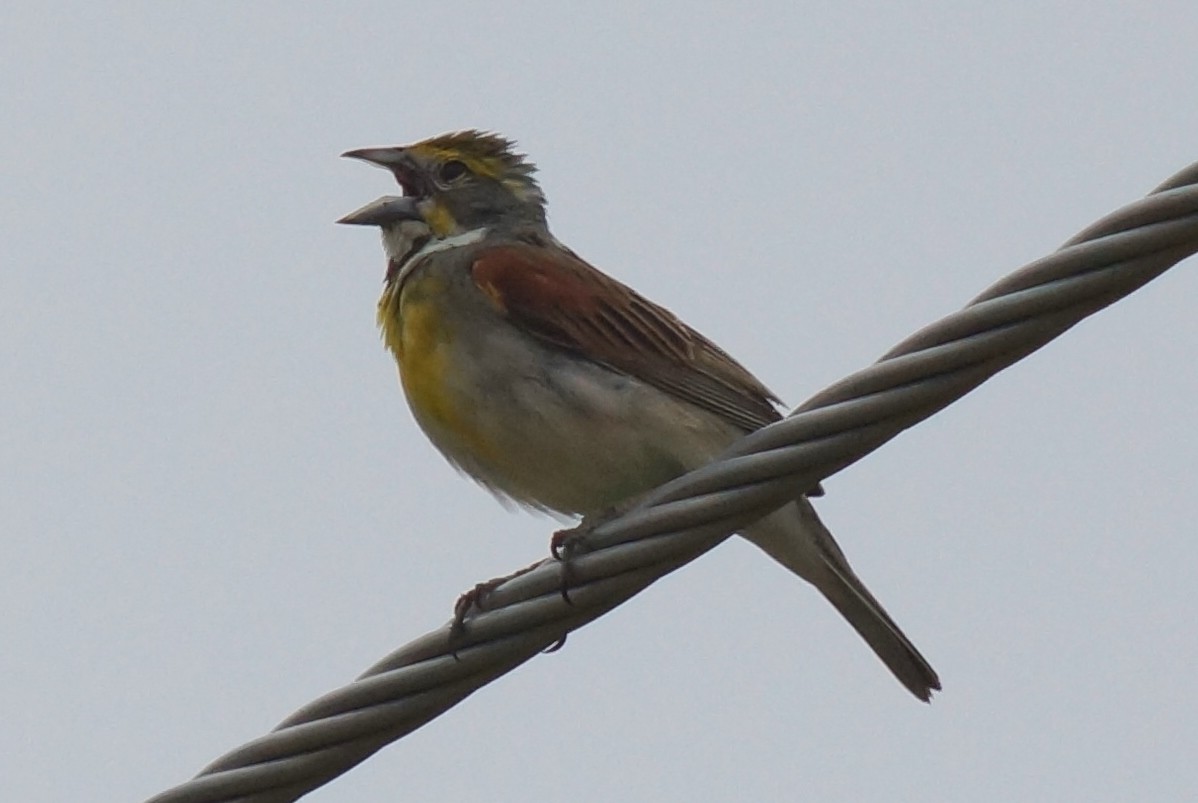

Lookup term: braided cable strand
[146,162,1198,803]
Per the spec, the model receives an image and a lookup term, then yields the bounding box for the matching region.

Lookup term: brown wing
[471,242,782,433]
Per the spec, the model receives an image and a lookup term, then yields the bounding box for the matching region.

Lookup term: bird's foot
[549,500,638,603]
[450,560,544,641]
[550,522,590,605]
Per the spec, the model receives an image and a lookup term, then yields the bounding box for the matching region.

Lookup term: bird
[338,130,940,701]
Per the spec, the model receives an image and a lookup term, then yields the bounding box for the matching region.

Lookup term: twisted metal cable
[146,162,1198,803]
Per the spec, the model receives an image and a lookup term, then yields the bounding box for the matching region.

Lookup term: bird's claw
[449,559,548,653]
[550,520,598,604]
[550,523,594,562]
[451,577,505,644]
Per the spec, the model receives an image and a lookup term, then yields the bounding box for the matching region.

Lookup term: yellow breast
[378,273,497,461]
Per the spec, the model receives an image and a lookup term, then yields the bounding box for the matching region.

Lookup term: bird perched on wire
[338,130,940,701]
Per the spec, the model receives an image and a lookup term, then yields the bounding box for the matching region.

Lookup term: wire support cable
[145,162,1198,803]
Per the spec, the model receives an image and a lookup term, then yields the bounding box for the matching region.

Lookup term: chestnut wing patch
[471,244,781,433]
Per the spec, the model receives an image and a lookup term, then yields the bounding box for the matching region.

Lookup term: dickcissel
[338,131,940,701]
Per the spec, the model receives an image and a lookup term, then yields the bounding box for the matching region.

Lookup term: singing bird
[339,131,939,700]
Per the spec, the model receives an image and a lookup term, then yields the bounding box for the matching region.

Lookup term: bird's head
[338,130,547,239]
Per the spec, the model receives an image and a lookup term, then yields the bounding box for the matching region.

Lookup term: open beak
[336,195,423,226]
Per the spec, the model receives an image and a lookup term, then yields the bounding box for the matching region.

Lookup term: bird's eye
[439,159,468,183]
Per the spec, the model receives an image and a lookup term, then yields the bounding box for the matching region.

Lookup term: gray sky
[4,4,1197,802]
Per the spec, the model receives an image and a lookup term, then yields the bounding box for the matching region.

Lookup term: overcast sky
[4,4,1197,802]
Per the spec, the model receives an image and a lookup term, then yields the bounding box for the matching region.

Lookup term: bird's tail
[743,499,941,701]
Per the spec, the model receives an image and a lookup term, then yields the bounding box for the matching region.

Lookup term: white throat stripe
[395,227,489,286]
